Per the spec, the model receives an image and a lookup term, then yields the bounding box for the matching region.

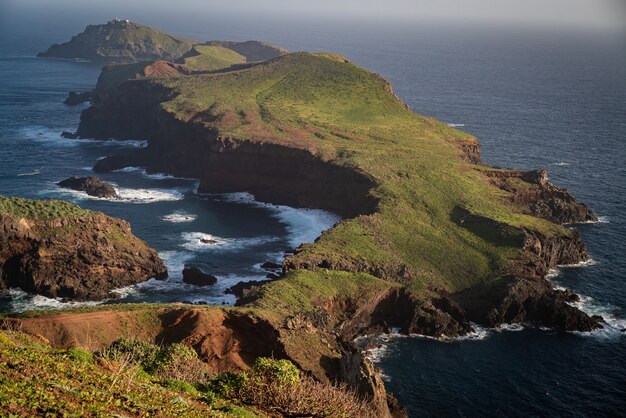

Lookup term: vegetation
[0,332,219,416]
[150,51,569,297]
[0,196,90,220]
[0,331,373,417]
[182,45,246,71]
[207,357,377,417]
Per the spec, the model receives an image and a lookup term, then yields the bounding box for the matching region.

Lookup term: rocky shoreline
[48,71,599,415]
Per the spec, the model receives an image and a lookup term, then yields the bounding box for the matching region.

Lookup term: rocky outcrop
[0,203,167,300]
[182,267,217,286]
[485,168,597,224]
[57,176,118,199]
[37,20,195,63]
[64,91,92,105]
[340,351,404,417]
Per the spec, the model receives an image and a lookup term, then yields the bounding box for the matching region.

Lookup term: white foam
[569,295,626,339]
[114,166,194,180]
[557,258,597,268]
[2,288,103,313]
[581,216,609,224]
[159,250,196,277]
[91,139,147,148]
[21,126,80,147]
[17,169,41,177]
[116,188,184,203]
[447,123,466,127]
[553,161,570,166]
[547,259,625,338]
[162,212,197,223]
[51,185,184,204]
[180,232,228,250]
[217,192,341,248]
[496,323,525,332]
[180,231,278,252]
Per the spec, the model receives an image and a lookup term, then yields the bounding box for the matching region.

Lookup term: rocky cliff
[38,50,605,415]
[0,196,167,301]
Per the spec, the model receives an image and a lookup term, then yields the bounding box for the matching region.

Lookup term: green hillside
[182,45,247,71]
[156,51,566,296]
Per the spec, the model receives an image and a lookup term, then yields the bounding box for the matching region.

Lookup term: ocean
[0,10,624,416]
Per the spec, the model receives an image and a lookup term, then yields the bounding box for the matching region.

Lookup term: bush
[153,343,208,383]
[252,357,299,386]
[103,338,159,371]
[208,371,249,398]
[99,339,208,384]
[208,358,376,418]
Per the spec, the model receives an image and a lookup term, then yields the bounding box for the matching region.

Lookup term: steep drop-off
[0,196,167,301]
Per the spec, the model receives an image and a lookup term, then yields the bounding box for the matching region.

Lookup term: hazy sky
[3,0,626,31]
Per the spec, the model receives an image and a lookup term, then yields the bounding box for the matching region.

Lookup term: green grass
[182,45,246,71]
[151,51,572,295]
[0,196,90,220]
[0,332,211,416]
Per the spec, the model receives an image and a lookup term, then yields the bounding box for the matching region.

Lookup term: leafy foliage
[209,357,376,418]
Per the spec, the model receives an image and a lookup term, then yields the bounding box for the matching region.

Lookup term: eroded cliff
[0,197,167,301]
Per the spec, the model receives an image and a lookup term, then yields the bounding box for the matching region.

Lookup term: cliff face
[0,199,167,301]
[65,51,605,415]
[77,59,602,332]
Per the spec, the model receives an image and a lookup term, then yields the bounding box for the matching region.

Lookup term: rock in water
[0,196,168,301]
[64,91,92,105]
[182,267,217,286]
[57,176,118,199]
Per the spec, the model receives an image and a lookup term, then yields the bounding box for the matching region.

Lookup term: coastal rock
[64,91,92,105]
[226,279,271,305]
[57,176,118,199]
[182,267,217,286]
[260,261,281,270]
[0,196,167,301]
[61,131,79,139]
[339,351,401,418]
[485,168,597,224]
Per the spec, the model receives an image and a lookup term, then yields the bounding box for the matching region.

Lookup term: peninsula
[1,22,603,417]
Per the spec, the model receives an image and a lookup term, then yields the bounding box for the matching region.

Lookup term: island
[37,18,287,64]
[1,22,602,417]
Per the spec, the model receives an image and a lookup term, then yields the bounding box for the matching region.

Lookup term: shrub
[208,358,377,418]
[208,371,249,398]
[251,357,299,386]
[103,338,159,371]
[99,339,208,383]
[153,343,208,383]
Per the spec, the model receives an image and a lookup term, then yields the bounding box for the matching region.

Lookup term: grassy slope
[155,52,567,298]
[183,45,247,71]
[0,196,90,220]
[0,331,258,417]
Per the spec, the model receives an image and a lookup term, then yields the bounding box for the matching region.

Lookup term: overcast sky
[3,0,626,31]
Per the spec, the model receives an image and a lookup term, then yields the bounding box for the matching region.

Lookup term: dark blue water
[1,8,624,416]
